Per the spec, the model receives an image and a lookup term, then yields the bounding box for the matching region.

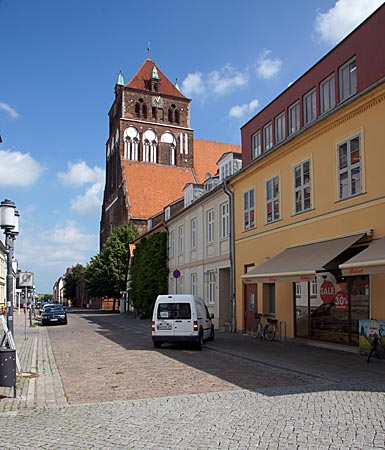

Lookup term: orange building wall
[232,83,385,335]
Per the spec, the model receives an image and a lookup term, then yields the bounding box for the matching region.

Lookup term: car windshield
[43,305,64,313]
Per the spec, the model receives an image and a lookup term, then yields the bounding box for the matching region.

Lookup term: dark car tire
[63,319,68,325]
[195,331,204,351]
[153,341,162,349]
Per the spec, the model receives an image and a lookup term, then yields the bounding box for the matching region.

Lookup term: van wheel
[196,332,203,351]
[153,341,162,348]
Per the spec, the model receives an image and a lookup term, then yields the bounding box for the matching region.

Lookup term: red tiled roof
[193,139,241,183]
[123,161,194,218]
[126,59,187,99]
[122,139,241,219]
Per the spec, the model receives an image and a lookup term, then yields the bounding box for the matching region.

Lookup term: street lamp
[0,199,20,336]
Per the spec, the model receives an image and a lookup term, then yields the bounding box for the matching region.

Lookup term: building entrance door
[244,283,257,334]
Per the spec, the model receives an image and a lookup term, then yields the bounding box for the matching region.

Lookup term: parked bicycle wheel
[264,323,276,341]
[251,323,262,338]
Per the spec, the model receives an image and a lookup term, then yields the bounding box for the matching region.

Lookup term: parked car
[151,294,214,350]
[41,304,68,326]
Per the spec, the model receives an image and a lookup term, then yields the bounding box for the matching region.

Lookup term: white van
[152,294,214,350]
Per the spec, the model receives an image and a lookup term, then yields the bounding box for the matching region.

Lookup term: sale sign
[320,280,336,304]
[334,291,348,312]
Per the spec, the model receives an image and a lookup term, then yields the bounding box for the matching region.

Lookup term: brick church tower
[100,57,240,247]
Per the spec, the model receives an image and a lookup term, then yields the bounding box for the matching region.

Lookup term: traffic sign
[173,269,181,279]
[17,272,34,288]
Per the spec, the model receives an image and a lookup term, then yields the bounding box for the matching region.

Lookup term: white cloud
[256,49,283,79]
[57,161,105,218]
[0,101,20,119]
[181,72,205,97]
[181,64,248,97]
[315,0,384,45]
[70,181,104,217]
[229,99,259,119]
[57,161,104,187]
[16,220,98,292]
[0,150,44,187]
[208,64,249,95]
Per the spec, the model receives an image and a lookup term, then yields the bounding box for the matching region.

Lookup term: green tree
[86,222,138,310]
[63,264,86,303]
[130,232,168,316]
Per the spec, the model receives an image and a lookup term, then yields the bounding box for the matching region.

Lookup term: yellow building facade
[231,35,385,350]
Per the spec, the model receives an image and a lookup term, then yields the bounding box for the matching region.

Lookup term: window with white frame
[275,112,286,144]
[303,89,316,125]
[320,74,335,114]
[206,271,216,304]
[165,207,170,221]
[220,201,229,239]
[338,135,361,200]
[294,160,311,214]
[191,273,197,296]
[266,176,280,223]
[310,279,317,297]
[252,131,262,159]
[263,122,273,151]
[178,225,184,254]
[295,282,301,297]
[339,58,357,102]
[170,230,175,257]
[206,209,214,244]
[289,101,300,135]
[243,188,255,230]
[190,217,197,249]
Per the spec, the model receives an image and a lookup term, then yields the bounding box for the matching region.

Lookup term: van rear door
[155,302,175,337]
[172,302,193,336]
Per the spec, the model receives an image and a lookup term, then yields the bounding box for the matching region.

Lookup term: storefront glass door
[295,275,369,345]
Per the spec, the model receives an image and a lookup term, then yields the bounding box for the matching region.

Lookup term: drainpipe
[223,179,236,333]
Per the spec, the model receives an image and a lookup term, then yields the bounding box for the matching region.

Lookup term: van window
[157,303,191,320]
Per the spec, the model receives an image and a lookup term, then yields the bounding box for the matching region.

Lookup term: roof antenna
[147,41,151,60]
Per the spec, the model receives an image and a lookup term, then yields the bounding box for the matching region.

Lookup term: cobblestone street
[0,311,384,449]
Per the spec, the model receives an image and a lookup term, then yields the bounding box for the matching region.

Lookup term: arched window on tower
[175,110,180,124]
[142,104,147,119]
[161,132,177,166]
[124,126,140,160]
[168,109,173,123]
[143,129,158,163]
[135,103,140,117]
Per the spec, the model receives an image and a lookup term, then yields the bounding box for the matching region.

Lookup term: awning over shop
[339,236,385,276]
[242,234,365,284]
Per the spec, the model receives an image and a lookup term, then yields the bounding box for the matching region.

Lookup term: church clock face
[152,95,164,108]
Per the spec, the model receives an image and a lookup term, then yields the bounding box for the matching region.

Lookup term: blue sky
[0,0,383,293]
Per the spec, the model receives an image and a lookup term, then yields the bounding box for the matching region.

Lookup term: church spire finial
[147,41,151,60]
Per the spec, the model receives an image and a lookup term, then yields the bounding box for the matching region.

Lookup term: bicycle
[251,313,278,341]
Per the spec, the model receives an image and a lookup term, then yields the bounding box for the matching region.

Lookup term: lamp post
[0,199,19,336]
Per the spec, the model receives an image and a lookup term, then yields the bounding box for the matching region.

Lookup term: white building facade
[166,152,241,329]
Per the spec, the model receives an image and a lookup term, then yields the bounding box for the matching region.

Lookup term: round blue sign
[173,269,181,279]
